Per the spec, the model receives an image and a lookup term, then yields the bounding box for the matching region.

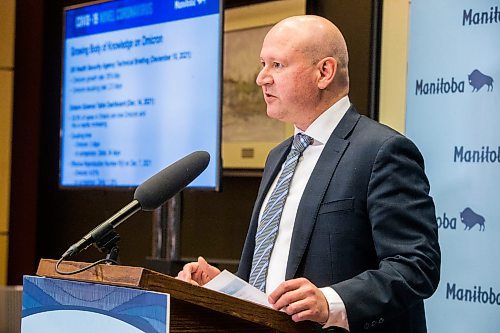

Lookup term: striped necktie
[249,133,313,292]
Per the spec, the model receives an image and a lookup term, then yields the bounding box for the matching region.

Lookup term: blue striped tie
[249,133,313,292]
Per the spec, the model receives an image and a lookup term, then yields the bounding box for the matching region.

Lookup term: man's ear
[317,57,337,90]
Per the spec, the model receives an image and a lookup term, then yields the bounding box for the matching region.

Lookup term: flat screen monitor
[60,0,222,188]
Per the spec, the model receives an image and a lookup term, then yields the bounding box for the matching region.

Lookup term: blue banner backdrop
[406,1,500,332]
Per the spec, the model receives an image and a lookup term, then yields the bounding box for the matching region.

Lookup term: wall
[0,0,15,285]
[378,0,410,134]
[8,0,44,285]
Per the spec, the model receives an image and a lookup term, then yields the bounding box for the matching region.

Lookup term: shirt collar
[294,95,351,145]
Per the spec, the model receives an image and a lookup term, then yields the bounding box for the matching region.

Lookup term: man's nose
[256,67,272,86]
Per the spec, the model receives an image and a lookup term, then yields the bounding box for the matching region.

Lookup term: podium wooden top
[37,259,317,333]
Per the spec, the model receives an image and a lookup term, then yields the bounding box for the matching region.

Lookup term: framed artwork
[222,25,290,169]
[221,0,304,169]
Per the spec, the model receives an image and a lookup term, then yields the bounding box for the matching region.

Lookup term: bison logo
[468,69,494,92]
[460,207,485,231]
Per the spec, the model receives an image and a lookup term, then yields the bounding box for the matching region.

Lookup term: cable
[55,257,119,276]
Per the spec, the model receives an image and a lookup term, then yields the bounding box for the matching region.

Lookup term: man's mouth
[264,91,277,100]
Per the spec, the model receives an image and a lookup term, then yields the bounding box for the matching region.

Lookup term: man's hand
[268,277,329,324]
[176,256,221,286]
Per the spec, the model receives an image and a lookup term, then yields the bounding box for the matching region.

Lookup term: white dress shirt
[260,96,351,330]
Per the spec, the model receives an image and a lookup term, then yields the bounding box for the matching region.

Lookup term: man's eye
[273,62,282,68]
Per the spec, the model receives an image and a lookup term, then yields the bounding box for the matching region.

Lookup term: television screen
[60,0,222,188]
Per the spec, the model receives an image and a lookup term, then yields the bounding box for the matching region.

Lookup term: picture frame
[222,0,304,169]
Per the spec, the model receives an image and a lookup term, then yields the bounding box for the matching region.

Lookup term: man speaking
[178,15,440,333]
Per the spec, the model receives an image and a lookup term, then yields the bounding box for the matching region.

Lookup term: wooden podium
[36,259,318,333]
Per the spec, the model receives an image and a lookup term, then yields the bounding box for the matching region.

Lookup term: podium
[34,259,318,332]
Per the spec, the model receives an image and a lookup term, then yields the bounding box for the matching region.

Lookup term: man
[178,15,440,333]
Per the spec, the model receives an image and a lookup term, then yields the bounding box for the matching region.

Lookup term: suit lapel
[285,107,361,279]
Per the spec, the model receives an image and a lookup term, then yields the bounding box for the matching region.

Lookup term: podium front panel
[21,276,170,333]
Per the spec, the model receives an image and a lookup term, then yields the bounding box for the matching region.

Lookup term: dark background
[8,0,382,284]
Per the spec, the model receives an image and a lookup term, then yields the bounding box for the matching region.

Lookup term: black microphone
[60,151,210,260]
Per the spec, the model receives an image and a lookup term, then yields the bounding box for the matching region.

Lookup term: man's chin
[266,108,284,121]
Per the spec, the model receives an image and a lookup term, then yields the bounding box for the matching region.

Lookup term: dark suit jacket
[237,106,441,333]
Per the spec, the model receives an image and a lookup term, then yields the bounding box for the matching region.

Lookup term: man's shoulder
[336,106,404,145]
[340,108,424,161]
[355,112,403,139]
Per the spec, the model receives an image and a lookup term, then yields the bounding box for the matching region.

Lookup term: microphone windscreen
[134,151,210,210]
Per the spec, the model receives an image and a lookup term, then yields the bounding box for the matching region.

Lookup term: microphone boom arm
[61,200,141,260]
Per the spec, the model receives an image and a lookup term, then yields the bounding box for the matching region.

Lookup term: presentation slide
[60,0,221,187]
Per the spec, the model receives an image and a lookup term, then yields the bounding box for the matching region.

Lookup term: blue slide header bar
[65,0,220,38]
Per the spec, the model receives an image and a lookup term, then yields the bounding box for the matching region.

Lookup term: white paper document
[203,270,273,308]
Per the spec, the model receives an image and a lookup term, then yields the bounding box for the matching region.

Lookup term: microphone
[60,151,210,260]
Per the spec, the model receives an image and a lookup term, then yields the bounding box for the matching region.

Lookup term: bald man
[178,16,440,333]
